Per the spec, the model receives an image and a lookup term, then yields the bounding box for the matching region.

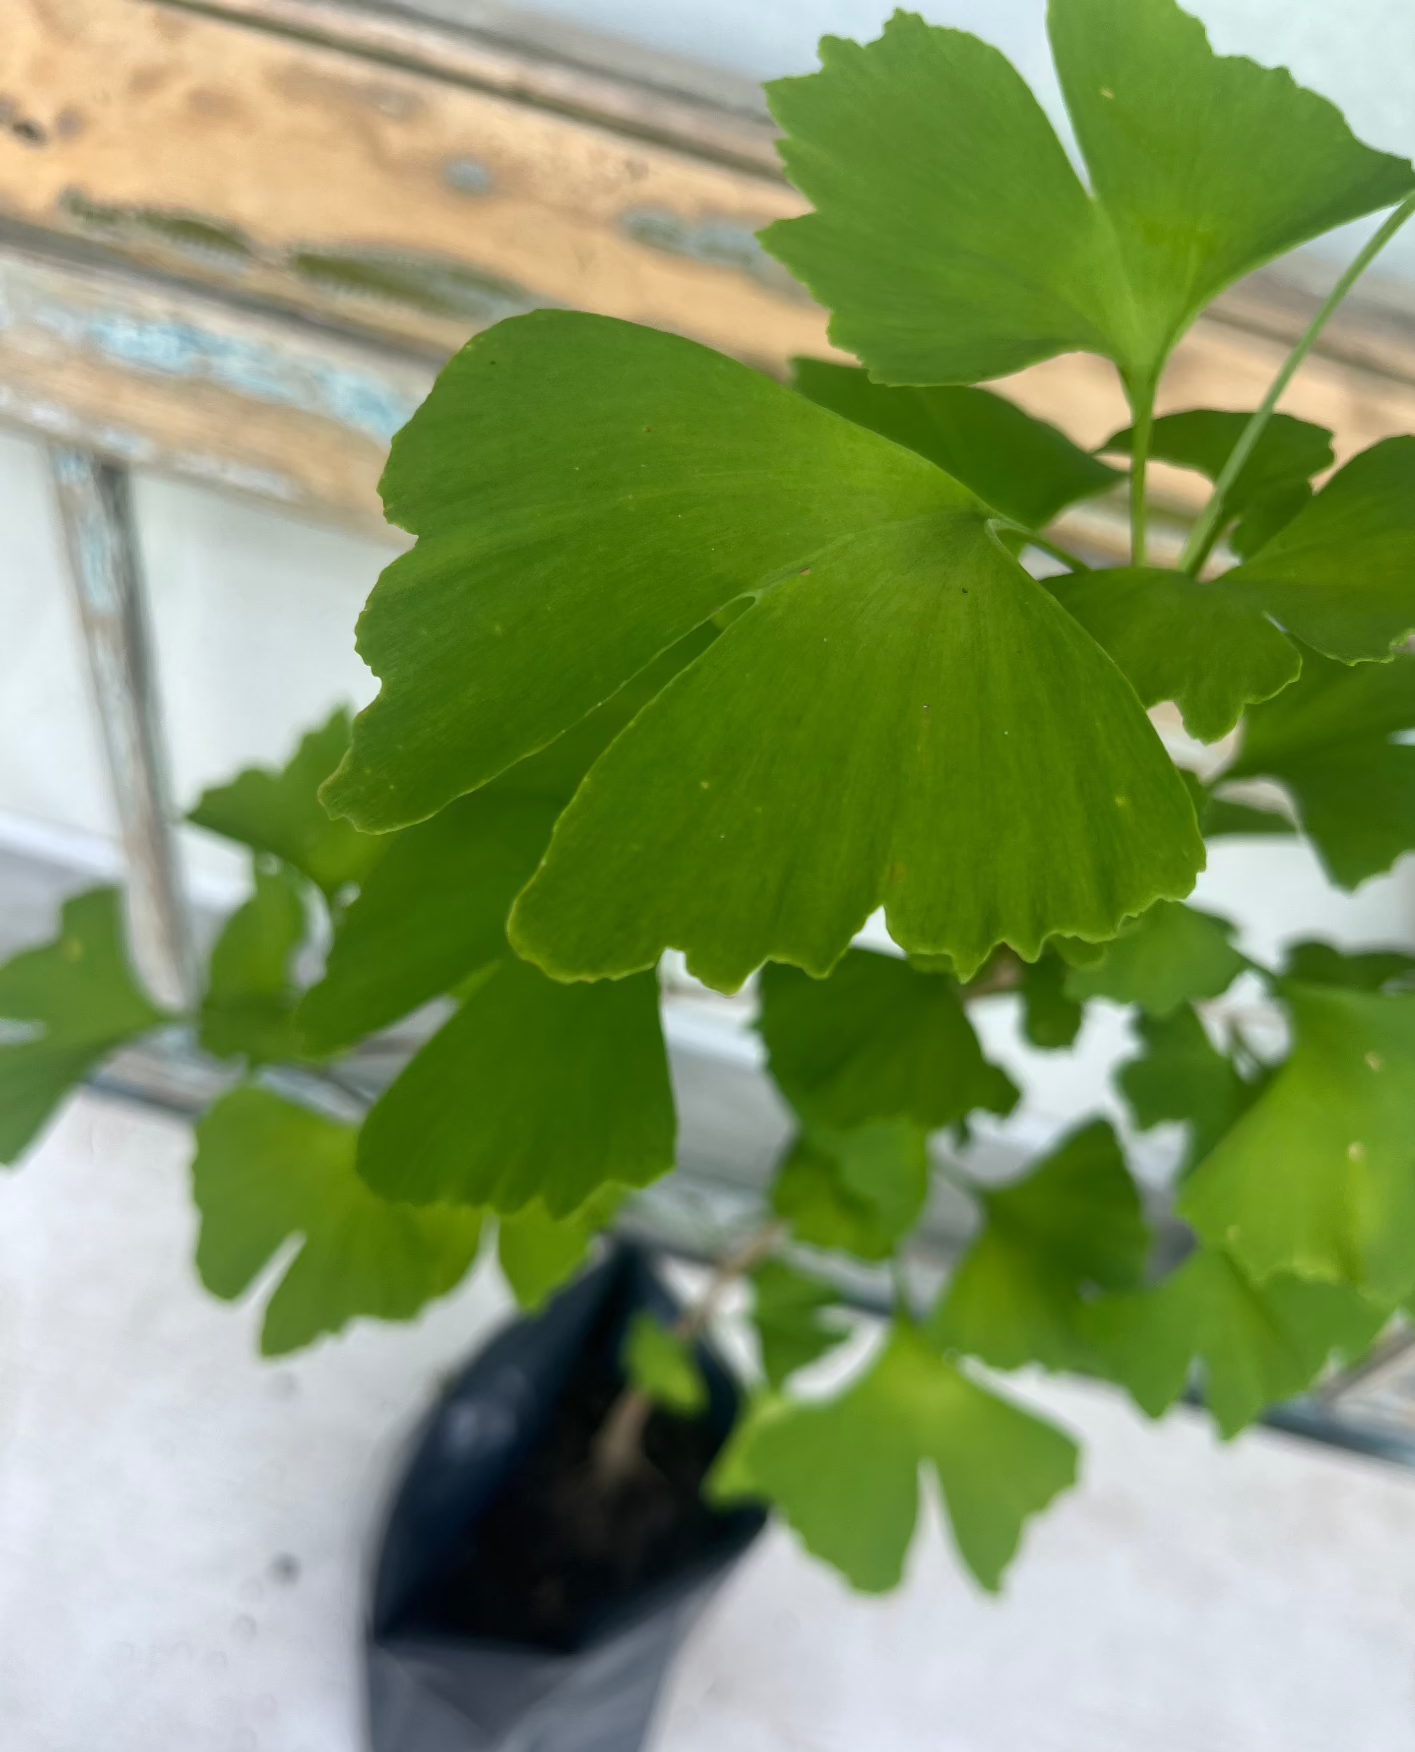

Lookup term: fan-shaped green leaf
[190,710,381,899]
[1224,643,1415,888]
[193,1086,483,1355]
[760,4,1412,388]
[199,863,308,1065]
[759,949,1017,1132]
[1117,1003,1257,1173]
[772,1120,929,1261]
[928,1120,1149,1370]
[0,888,167,1163]
[1049,566,1301,742]
[1179,985,1415,1298]
[793,359,1120,528]
[1102,410,1334,523]
[1019,951,1084,1050]
[1281,940,1415,995]
[1065,901,1247,1016]
[751,1260,849,1389]
[497,1185,624,1311]
[625,1313,707,1416]
[711,1323,1077,1592]
[357,955,674,1217]
[1082,1247,1386,1436]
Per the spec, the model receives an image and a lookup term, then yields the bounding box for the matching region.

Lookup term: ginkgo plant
[5,0,1415,1599]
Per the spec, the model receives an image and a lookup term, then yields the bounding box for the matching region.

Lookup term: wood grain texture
[0,0,1412,539]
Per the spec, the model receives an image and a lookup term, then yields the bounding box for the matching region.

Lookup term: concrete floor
[3,1093,1415,1752]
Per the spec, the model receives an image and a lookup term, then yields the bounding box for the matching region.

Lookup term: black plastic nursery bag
[366,1245,766,1752]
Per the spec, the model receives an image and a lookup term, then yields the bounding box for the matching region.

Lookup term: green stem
[1125,375,1156,567]
[1179,192,1415,577]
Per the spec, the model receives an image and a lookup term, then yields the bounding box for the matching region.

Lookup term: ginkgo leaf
[192,1086,483,1355]
[1103,410,1334,527]
[759,949,1017,1132]
[751,1259,849,1388]
[190,710,382,899]
[792,358,1120,528]
[1281,940,1415,995]
[1223,643,1415,889]
[928,1120,1149,1370]
[1082,1247,1387,1437]
[625,1313,707,1415]
[1048,567,1302,742]
[1198,789,1297,840]
[1065,900,1247,1016]
[325,313,1202,989]
[772,1120,930,1261]
[497,1184,625,1311]
[1230,482,1314,562]
[760,4,1412,388]
[1117,1004,1258,1172]
[1019,952,1084,1050]
[199,862,308,1065]
[1179,985,1415,1299]
[296,792,558,1052]
[1224,441,1415,662]
[0,888,167,1164]
[710,1323,1077,1592]
[357,954,674,1217]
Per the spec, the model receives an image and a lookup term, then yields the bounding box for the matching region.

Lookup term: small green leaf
[1281,940,1415,994]
[497,1185,625,1311]
[1224,643,1415,889]
[0,889,167,1163]
[1103,410,1333,526]
[1230,482,1314,561]
[327,314,1202,989]
[192,1086,483,1355]
[772,1120,930,1261]
[792,358,1120,528]
[1199,790,1297,840]
[1117,1004,1258,1173]
[751,1259,849,1388]
[1082,1248,1387,1437]
[190,710,382,899]
[711,1324,1077,1592]
[357,955,674,1217]
[1019,952,1084,1050]
[759,949,1017,1132]
[624,1313,707,1416]
[928,1120,1150,1370]
[199,863,308,1065]
[1179,985,1415,1299]
[296,793,558,1052]
[1065,900,1247,1016]
[1048,566,1302,743]
[760,5,1411,388]
[1225,441,1415,663]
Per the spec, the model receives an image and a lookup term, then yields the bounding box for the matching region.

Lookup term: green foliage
[1117,1004,1258,1174]
[0,889,167,1163]
[1180,985,1415,1299]
[1281,941,1415,994]
[760,3,1412,387]
[751,1260,849,1388]
[1223,645,1415,889]
[1064,901,1248,1016]
[792,358,1120,527]
[1018,952,1084,1050]
[199,862,308,1064]
[190,711,381,899]
[928,1121,1149,1370]
[193,1086,482,1354]
[625,1313,708,1415]
[759,950,1017,1132]
[712,1323,1077,1592]
[357,956,675,1217]
[497,1186,625,1311]
[1083,1248,1387,1437]
[327,313,1202,988]
[772,1120,929,1261]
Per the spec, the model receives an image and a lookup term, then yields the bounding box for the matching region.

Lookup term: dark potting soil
[411,1347,737,1652]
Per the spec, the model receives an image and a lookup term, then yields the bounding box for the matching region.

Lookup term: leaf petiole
[1179,191,1415,576]
[1124,376,1157,568]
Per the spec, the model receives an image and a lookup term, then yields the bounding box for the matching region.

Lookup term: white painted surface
[4,1093,1415,1752]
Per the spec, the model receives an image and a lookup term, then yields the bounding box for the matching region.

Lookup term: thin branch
[1179,192,1415,577]
[1125,374,1157,567]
